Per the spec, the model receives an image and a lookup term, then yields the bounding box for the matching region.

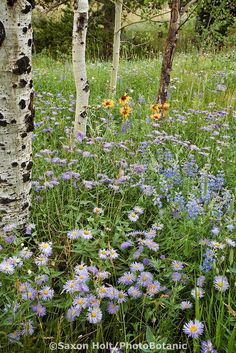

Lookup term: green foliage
[195,0,236,48]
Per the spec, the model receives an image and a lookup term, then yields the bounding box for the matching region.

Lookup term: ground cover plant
[0,51,236,353]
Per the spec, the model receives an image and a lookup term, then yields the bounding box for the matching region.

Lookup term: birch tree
[110,0,123,96]
[0,0,34,228]
[157,0,180,105]
[72,0,89,137]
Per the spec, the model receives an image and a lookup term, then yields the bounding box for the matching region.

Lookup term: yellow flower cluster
[150,102,170,120]
[101,93,132,120]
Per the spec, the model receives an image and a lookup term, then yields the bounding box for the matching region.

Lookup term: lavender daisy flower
[201,340,218,353]
[31,303,47,317]
[73,296,88,308]
[197,276,205,287]
[171,260,184,271]
[96,286,108,298]
[0,261,15,274]
[67,229,80,240]
[145,229,156,239]
[99,249,109,259]
[66,306,81,322]
[225,238,236,247]
[109,248,119,259]
[130,262,144,272]
[35,274,49,285]
[117,291,127,303]
[147,281,161,296]
[22,287,36,301]
[191,287,205,299]
[143,239,159,251]
[38,242,52,256]
[39,286,54,300]
[107,301,120,314]
[152,223,164,230]
[121,241,133,249]
[21,320,34,336]
[128,286,142,298]
[35,254,48,266]
[87,307,102,324]
[128,212,139,222]
[133,206,144,215]
[106,287,119,300]
[183,319,204,338]
[8,330,21,343]
[226,224,234,231]
[79,229,93,240]
[213,275,229,292]
[118,272,136,285]
[138,272,153,287]
[25,223,36,235]
[19,247,33,259]
[171,272,182,282]
[63,280,79,293]
[180,301,193,310]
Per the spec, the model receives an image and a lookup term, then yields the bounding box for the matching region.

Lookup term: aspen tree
[0,0,34,228]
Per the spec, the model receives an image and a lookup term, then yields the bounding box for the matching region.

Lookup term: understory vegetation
[0,51,236,352]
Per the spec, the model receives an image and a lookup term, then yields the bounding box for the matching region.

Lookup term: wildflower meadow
[0,51,236,353]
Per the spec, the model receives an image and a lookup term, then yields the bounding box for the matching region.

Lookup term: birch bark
[72,0,89,137]
[0,0,34,228]
[157,0,180,104]
[110,0,123,97]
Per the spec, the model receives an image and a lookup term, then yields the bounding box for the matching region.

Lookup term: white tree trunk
[0,0,34,228]
[110,0,123,97]
[72,0,89,137]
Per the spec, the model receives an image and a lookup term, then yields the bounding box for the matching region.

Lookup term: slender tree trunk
[110,0,123,97]
[0,0,34,228]
[72,0,89,137]
[157,0,180,104]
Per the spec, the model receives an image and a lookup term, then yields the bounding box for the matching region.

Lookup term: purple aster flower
[127,286,142,298]
[138,272,153,287]
[35,254,48,266]
[66,306,81,322]
[117,291,127,303]
[79,229,93,240]
[8,330,21,343]
[197,276,205,287]
[180,301,193,310]
[171,272,182,282]
[38,242,52,256]
[39,286,54,300]
[31,303,47,317]
[63,280,80,293]
[226,224,234,231]
[109,248,119,259]
[22,287,36,301]
[171,260,184,271]
[118,272,136,285]
[67,229,80,240]
[35,274,49,285]
[183,319,204,338]
[143,239,159,251]
[107,301,119,314]
[106,287,119,300]
[211,227,220,236]
[130,262,144,272]
[191,287,205,299]
[213,275,229,292]
[25,223,36,235]
[128,212,139,222]
[0,261,15,274]
[147,281,161,296]
[73,296,88,308]
[121,241,133,249]
[201,340,218,353]
[21,320,34,336]
[87,307,102,324]
[19,247,33,259]
[96,286,108,298]
[99,249,109,259]
[133,206,144,215]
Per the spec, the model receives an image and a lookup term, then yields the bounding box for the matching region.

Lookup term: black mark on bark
[7,0,17,6]
[21,132,27,138]
[0,198,14,204]
[0,113,4,119]
[23,172,30,182]
[11,119,16,124]
[0,120,8,127]
[19,99,26,109]
[77,13,87,32]
[21,162,26,168]
[22,27,28,33]
[12,162,18,167]
[13,56,30,75]
[22,202,29,210]
[83,81,89,92]
[22,5,31,14]
[80,111,87,119]
[0,21,6,47]
[25,114,34,132]
[26,161,33,170]
[19,79,27,88]
[28,39,32,47]
[26,0,35,9]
